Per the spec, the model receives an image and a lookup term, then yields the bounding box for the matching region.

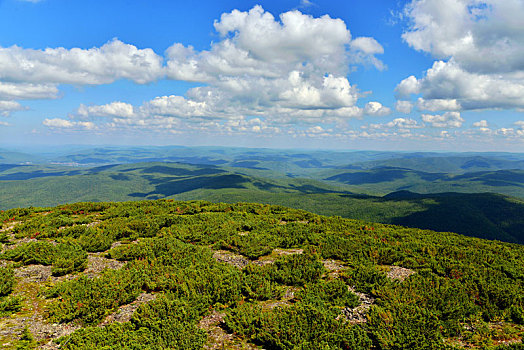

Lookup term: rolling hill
[2,147,524,245]
[0,200,522,349]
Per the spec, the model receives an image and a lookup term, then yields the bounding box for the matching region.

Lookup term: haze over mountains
[1,146,524,244]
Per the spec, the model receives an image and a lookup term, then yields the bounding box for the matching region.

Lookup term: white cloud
[403,0,524,74]
[397,60,524,110]
[495,127,524,137]
[398,0,524,111]
[279,72,358,109]
[395,75,420,98]
[421,111,464,128]
[473,120,489,128]
[0,100,25,116]
[349,37,386,70]
[307,125,324,134]
[78,102,135,119]
[350,37,383,55]
[213,6,350,69]
[369,117,421,130]
[471,119,491,133]
[364,101,391,116]
[40,6,387,136]
[0,39,163,85]
[514,121,524,128]
[140,95,211,118]
[395,100,413,114]
[416,97,461,111]
[43,118,95,130]
[0,121,9,126]
[43,118,74,128]
[166,6,355,82]
[0,82,58,100]
[164,5,382,119]
[299,0,315,8]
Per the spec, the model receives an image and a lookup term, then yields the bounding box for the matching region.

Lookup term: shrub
[0,266,15,296]
[269,249,325,286]
[225,303,372,350]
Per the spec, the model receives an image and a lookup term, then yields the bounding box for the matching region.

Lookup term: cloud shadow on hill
[129,174,249,197]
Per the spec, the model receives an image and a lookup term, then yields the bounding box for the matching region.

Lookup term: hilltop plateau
[0,200,522,349]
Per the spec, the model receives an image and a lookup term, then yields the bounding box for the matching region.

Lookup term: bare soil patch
[199,310,260,350]
[386,266,415,281]
[98,293,156,327]
[212,250,250,269]
[84,253,125,278]
[341,286,375,324]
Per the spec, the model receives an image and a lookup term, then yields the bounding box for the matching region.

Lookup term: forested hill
[2,161,524,245]
[0,200,522,349]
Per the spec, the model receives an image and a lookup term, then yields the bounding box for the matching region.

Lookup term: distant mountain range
[1,146,524,244]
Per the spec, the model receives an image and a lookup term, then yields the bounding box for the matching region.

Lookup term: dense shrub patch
[1,241,87,276]
[0,200,521,349]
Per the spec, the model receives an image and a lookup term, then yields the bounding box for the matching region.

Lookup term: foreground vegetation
[0,200,523,349]
[2,161,524,244]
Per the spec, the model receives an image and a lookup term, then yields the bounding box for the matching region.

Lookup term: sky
[1,0,524,151]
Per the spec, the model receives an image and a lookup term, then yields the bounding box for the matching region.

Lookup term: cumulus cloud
[0,82,58,100]
[213,6,350,68]
[395,100,413,114]
[166,6,354,82]
[0,101,25,117]
[77,102,135,119]
[39,6,386,136]
[495,126,524,137]
[364,101,391,116]
[306,125,325,134]
[471,119,491,133]
[279,72,358,109]
[0,40,162,117]
[416,97,461,111]
[0,39,163,86]
[403,0,524,74]
[349,37,386,70]
[398,0,524,111]
[473,120,489,128]
[43,118,95,129]
[421,111,464,128]
[395,75,420,98]
[140,95,211,118]
[398,60,524,110]
[368,117,421,130]
[164,5,384,121]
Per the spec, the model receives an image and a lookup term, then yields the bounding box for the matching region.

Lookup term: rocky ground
[0,222,130,349]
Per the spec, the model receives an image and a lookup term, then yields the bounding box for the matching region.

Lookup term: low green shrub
[296,279,360,309]
[0,266,15,296]
[2,241,87,276]
[225,302,372,350]
[268,249,325,286]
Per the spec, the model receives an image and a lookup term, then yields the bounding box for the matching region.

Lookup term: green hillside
[0,200,522,349]
[322,167,524,198]
[0,162,353,209]
[2,162,524,244]
[181,190,524,245]
[351,155,524,173]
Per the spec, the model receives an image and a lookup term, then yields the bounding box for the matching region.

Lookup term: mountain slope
[322,167,524,198]
[2,162,524,244]
[0,200,522,349]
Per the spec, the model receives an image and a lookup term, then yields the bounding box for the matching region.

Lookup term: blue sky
[1,0,524,151]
